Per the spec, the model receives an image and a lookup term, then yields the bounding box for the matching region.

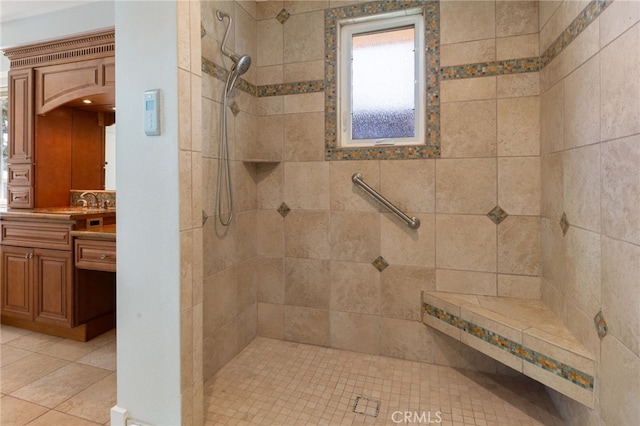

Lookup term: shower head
[232,54,251,76]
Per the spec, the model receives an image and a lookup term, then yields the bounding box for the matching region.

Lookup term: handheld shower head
[232,54,252,76]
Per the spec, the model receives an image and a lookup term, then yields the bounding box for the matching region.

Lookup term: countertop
[71,224,117,241]
[0,206,116,221]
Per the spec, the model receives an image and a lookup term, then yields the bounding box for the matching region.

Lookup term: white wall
[113,1,182,424]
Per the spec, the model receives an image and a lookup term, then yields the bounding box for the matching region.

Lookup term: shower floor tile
[204,337,565,425]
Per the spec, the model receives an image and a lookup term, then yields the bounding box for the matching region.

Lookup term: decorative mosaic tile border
[201,57,258,97]
[324,0,440,161]
[441,57,539,80]
[423,302,595,390]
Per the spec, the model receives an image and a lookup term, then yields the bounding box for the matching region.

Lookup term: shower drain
[352,396,381,418]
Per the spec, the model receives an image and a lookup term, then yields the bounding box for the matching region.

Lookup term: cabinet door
[1,246,33,320]
[7,69,34,164]
[33,248,73,327]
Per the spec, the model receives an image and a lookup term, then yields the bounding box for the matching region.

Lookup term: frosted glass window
[338,10,425,148]
[351,28,415,140]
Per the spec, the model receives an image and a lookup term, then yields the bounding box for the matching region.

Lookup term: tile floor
[2,326,566,426]
[204,337,566,425]
[1,325,116,425]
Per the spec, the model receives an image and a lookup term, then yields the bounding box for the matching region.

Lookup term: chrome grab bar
[351,172,421,230]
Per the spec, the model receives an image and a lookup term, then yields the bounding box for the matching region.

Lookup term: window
[338,10,425,148]
[1,88,7,207]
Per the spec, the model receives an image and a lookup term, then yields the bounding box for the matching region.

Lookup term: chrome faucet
[80,191,99,208]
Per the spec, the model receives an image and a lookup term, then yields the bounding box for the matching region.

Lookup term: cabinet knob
[100,254,107,260]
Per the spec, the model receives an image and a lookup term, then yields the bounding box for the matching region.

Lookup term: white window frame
[338,9,425,148]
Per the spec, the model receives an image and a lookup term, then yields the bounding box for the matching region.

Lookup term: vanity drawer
[7,186,34,208]
[8,164,34,186]
[75,239,116,272]
[1,220,72,249]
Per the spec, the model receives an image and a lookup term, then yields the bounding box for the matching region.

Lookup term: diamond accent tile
[372,256,388,272]
[201,22,206,38]
[277,202,290,218]
[229,101,240,117]
[487,205,508,225]
[594,311,608,339]
[276,8,290,24]
[560,212,570,236]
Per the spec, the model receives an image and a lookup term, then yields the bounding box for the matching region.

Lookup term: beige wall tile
[496,1,538,37]
[237,305,258,349]
[284,210,330,259]
[257,256,284,304]
[257,19,283,66]
[564,227,601,315]
[563,17,599,76]
[284,306,330,346]
[330,160,380,212]
[380,159,435,213]
[257,1,284,20]
[541,217,565,287]
[234,210,257,263]
[257,64,284,85]
[257,95,284,116]
[203,268,238,336]
[284,161,330,209]
[540,81,564,154]
[563,54,600,149]
[283,92,324,114]
[563,144,601,232]
[601,135,640,245]
[330,211,380,262]
[539,2,564,53]
[436,158,497,214]
[599,336,640,425]
[497,34,539,60]
[440,77,496,103]
[257,209,284,256]
[541,152,564,220]
[285,257,331,309]
[436,269,497,296]
[283,11,324,63]
[434,332,498,373]
[330,261,380,315]
[498,96,540,157]
[602,237,640,356]
[540,51,565,93]
[257,302,284,339]
[381,265,435,321]
[440,100,497,158]
[284,60,324,82]
[497,215,541,276]
[599,0,640,48]
[498,157,541,216]
[203,319,238,380]
[284,1,329,15]
[497,274,541,299]
[601,23,640,141]
[380,213,435,267]
[497,72,540,98]
[440,1,496,45]
[440,39,496,67]
[250,115,284,161]
[283,112,325,161]
[256,162,283,210]
[563,299,600,360]
[380,317,435,363]
[330,311,380,354]
[436,215,497,273]
[231,161,257,212]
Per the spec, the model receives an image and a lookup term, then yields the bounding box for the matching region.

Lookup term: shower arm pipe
[216,10,238,61]
[351,172,421,230]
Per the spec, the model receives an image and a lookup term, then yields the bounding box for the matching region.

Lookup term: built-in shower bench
[422,291,595,408]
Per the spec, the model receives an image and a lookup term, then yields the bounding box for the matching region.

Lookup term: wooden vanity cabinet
[0,219,114,341]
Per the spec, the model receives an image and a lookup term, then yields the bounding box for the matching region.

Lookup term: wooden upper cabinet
[7,68,34,164]
[35,56,115,115]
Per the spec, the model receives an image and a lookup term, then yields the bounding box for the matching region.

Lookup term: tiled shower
[195,1,639,425]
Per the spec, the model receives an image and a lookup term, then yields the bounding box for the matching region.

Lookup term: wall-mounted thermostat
[144,89,161,136]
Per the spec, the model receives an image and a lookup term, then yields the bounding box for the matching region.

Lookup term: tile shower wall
[251,0,541,375]
[539,1,640,424]
[201,0,259,382]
